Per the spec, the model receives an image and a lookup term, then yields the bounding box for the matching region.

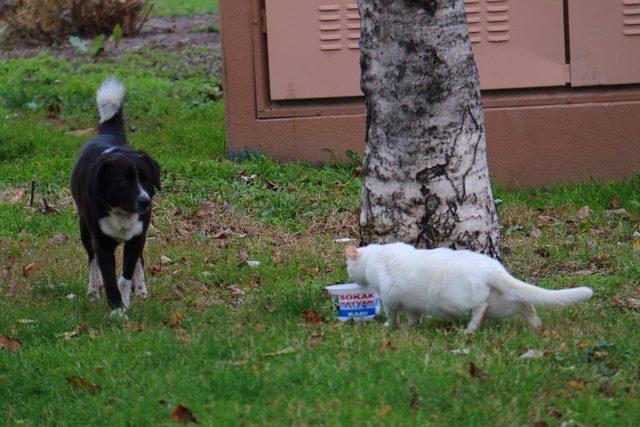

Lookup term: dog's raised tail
[96,78,125,137]
[490,270,593,308]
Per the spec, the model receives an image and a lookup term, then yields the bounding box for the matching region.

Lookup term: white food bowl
[325,283,381,322]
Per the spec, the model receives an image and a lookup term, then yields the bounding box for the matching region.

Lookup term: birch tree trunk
[358,0,500,258]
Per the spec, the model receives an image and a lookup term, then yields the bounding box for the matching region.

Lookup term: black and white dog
[71,79,160,316]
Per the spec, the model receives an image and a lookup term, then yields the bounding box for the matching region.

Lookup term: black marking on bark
[408,0,439,15]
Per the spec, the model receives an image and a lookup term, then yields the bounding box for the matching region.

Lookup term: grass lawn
[1,30,640,426]
[153,0,219,16]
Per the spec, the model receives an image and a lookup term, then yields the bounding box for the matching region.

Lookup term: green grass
[152,0,219,16]
[1,46,640,425]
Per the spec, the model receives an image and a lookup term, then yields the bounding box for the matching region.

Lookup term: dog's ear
[140,152,161,190]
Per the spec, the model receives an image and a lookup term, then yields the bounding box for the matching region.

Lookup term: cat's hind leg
[464,302,489,334]
[383,303,400,328]
[521,304,542,328]
[406,311,422,327]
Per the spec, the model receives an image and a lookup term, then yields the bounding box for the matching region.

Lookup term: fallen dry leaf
[572,269,594,276]
[610,195,621,209]
[519,349,550,360]
[532,422,548,427]
[547,406,563,418]
[10,189,26,204]
[261,346,296,358]
[169,312,182,329]
[381,340,397,351]
[409,384,419,411]
[49,233,68,245]
[252,364,262,373]
[307,267,319,276]
[451,348,470,355]
[228,285,245,297]
[170,404,198,424]
[160,255,172,265]
[309,331,324,346]
[58,324,84,340]
[67,128,96,137]
[598,383,615,397]
[0,334,22,351]
[378,405,392,417]
[66,376,101,394]
[567,380,586,390]
[468,361,490,381]
[22,262,36,277]
[272,247,282,264]
[302,311,325,324]
[577,205,591,220]
[237,249,248,264]
[531,228,542,238]
[577,341,587,348]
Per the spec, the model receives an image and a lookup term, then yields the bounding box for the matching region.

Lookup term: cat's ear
[345,245,361,261]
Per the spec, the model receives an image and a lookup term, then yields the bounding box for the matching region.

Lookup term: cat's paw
[134,281,148,299]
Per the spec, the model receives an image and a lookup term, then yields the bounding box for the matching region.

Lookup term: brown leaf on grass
[302,311,325,324]
[10,189,26,204]
[251,364,262,373]
[66,376,101,394]
[572,269,594,276]
[237,249,248,264]
[567,380,586,390]
[49,233,68,245]
[169,312,182,329]
[610,195,621,209]
[22,262,36,277]
[519,349,551,359]
[261,346,296,358]
[547,407,563,418]
[272,247,282,264]
[170,404,198,424]
[307,267,319,276]
[598,383,615,397]
[309,331,323,346]
[125,322,144,332]
[180,336,192,345]
[577,341,587,348]
[534,247,551,257]
[577,205,591,220]
[381,340,397,351]
[468,361,490,381]
[160,255,172,265]
[378,405,392,417]
[409,384,419,411]
[0,334,22,351]
[533,422,549,427]
[531,228,542,238]
[67,128,96,137]
[59,324,83,340]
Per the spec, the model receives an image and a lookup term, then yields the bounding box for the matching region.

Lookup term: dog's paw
[110,308,128,320]
[87,288,102,301]
[118,277,132,308]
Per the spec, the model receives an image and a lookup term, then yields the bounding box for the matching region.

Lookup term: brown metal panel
[265,0,362,100]
[569,0,640,86]
[265,0,566,100]
[465,0,567,89]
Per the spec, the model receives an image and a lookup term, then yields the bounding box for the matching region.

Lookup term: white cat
[345,243,593,332]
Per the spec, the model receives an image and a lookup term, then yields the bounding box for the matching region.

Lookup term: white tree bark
[358,0,500,257]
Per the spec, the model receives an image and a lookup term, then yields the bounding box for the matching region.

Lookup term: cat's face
[345,245,367,286]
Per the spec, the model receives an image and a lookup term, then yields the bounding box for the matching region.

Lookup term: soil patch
[1,14,220,65]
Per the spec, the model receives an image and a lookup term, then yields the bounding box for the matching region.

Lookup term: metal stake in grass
[29,180,36,207]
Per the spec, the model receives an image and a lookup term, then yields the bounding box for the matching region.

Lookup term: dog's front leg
[94,244,124,314]
[123,235,147,303]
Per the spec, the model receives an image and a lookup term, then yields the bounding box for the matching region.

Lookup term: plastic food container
[325,283,381,322]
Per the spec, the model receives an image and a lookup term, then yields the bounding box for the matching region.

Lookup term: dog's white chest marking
[99,210,143,242]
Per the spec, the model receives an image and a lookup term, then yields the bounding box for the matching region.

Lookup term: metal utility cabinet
[220,0,640,187]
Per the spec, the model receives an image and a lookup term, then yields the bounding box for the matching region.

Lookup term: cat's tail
[489,270,593,308]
